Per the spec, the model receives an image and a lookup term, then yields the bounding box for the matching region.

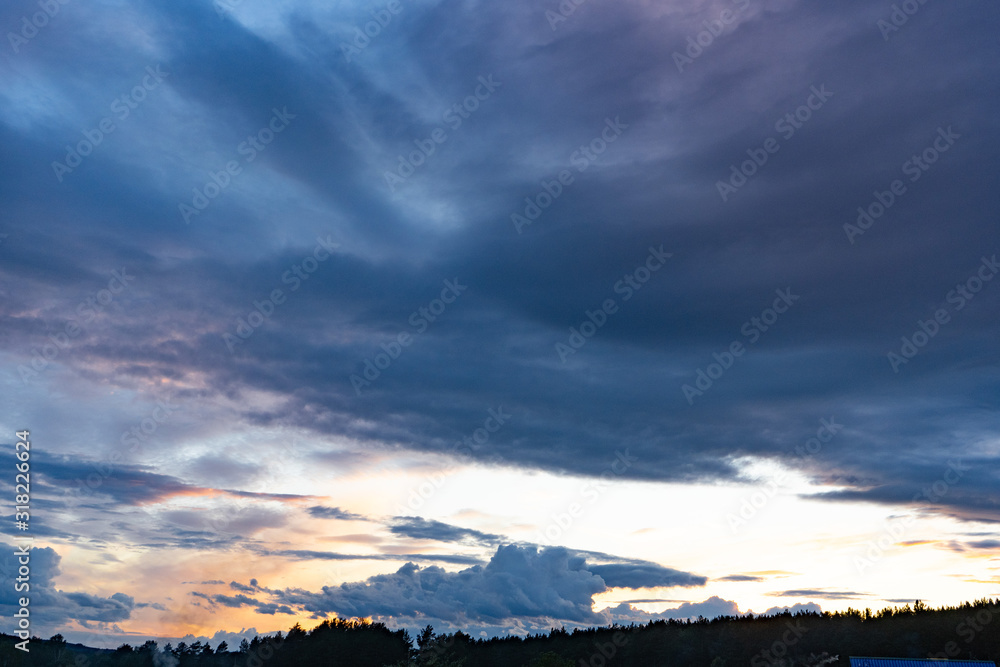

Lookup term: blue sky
[1,0,998,649]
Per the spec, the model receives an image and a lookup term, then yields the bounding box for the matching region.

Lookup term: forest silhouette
[1,598,997,666]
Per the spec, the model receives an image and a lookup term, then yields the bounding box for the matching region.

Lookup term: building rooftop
[850,659,997,667]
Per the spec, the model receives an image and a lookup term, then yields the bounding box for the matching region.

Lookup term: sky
[1,0,999,651]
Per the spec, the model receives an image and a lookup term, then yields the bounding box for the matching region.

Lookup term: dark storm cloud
[807,457,1000,523]
[5,0,1000,525]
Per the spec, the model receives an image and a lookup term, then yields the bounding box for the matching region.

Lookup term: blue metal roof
[850,659,996,667]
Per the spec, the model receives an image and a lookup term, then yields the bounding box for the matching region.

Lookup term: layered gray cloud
[583,562,706,590]
[770,589,870,601]
[192,592,295,616]
[308,506,366,521]
[388,516,503,545]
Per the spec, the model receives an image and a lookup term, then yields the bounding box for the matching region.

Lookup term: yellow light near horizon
[38,443,999,643]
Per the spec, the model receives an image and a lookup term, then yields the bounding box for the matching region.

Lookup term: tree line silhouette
[1,598,997,666]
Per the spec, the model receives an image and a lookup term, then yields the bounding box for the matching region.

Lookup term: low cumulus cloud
[608,596,741,623]
[204,545,706,628]
[0,543,139,633]
[755,602,824,616]
[600,597,822,625]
